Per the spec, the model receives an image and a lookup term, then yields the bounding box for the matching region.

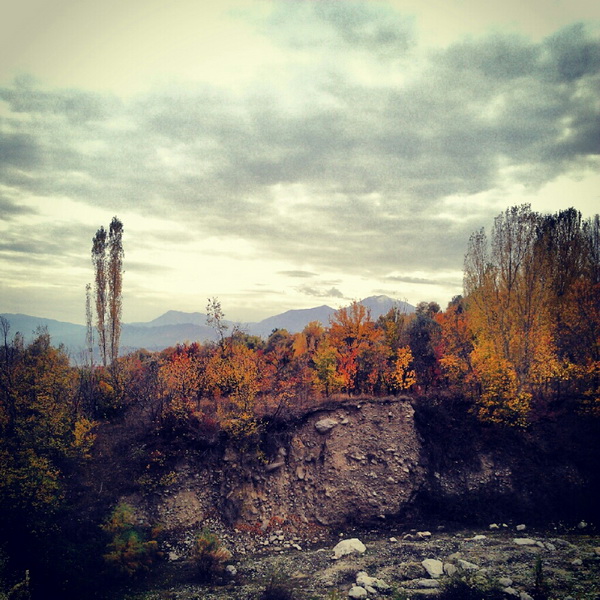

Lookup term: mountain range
[1,295,414,358]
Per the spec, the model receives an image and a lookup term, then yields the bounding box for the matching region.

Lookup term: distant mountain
[0,313,87,354]
[0,295,414,356]
[247,305,335,338]
[358,295,414,319]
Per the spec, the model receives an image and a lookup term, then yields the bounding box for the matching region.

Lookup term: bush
[260,575,298,600]
[192,528,232,582]
[439,573,505,600]
[101,502,162,578]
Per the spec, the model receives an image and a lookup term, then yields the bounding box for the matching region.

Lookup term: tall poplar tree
[91,217,124,368]
[85,282,94,367]
[108,217,124,366]
[92,226,108,367]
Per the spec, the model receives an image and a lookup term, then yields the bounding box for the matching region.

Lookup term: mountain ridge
[1,295,414,355]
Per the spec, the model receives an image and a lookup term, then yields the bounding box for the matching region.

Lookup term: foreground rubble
[126,522,600,600]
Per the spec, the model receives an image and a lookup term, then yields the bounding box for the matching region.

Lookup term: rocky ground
[121,521,600,600]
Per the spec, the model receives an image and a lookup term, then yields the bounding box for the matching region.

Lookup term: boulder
[422,558,444,579]
[315,418,339,434]
[333,538,366,559]
[348,585,368,599]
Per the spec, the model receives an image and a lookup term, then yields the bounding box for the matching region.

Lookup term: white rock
[577,520,588,529]
[356,572,376,587]
[498,577,513,587]
[332,538,366,560]
[417,531,432,539]
[348,585,368,599]
[489,523,499,530]
[473,535,487,541]
[514,538,537,546]
[417,579,441,588]
[571,558,582,566]
[422,558,444,578]
[503,587,520,597]
[520,593,534,600]
[516,524,527,531]
[444,563,458,577]
[315,418,338,434]
[389,537,398,543]
[168,551,179,561]
[458,559,479,571]
[225,565,237,577]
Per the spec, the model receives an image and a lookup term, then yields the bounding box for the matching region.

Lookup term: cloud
[1,13,599,308]
[297,285,345,299]
[0,197,38,220]
[278,270,318,278]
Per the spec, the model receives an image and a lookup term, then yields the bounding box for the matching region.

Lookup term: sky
[1,0,599,325]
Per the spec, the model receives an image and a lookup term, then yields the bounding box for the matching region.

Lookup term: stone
[356,572,377,588]
[265,460,285,472]
[514,538,537,546]
[503,587,520,597]
[489,523,500,530]
[458,559,479,571]
[315,418,338,434]
[225,565,237,577]
[519,593,534,600]
[348,585,368,599]
[417,531,432,539]
[499,577,513,587]
[398,562,427,580]
[571,558,582,566]
[417,579,441,588]
[472,535,487,541]
[422,558,444,579]
[389,537,398,543]
[577,520,588,529]
[332,538,366,559]
[516,524,527,531]
[443,563,458,577]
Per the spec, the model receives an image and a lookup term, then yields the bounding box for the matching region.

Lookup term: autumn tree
[328,301,383,394]
[407,302,441,390]
[464,205,551,422]
[436,296,475,390]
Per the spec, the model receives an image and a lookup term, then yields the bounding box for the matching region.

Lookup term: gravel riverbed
[124,522,600,600]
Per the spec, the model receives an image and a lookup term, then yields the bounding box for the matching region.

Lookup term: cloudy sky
[1,0,599,325]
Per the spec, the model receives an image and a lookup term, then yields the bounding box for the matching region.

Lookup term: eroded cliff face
[220,398,424,527]
[132,396,599,538]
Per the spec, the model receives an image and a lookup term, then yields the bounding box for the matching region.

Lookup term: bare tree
[85,283,94,367]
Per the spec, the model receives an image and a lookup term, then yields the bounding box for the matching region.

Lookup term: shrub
[101,502,162,578]
[532,557,550,600]
[260,575,298,600]
[439,573,505,600]
[192,528,232,581]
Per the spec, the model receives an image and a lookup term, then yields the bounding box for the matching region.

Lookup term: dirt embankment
[125,395,599,543]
